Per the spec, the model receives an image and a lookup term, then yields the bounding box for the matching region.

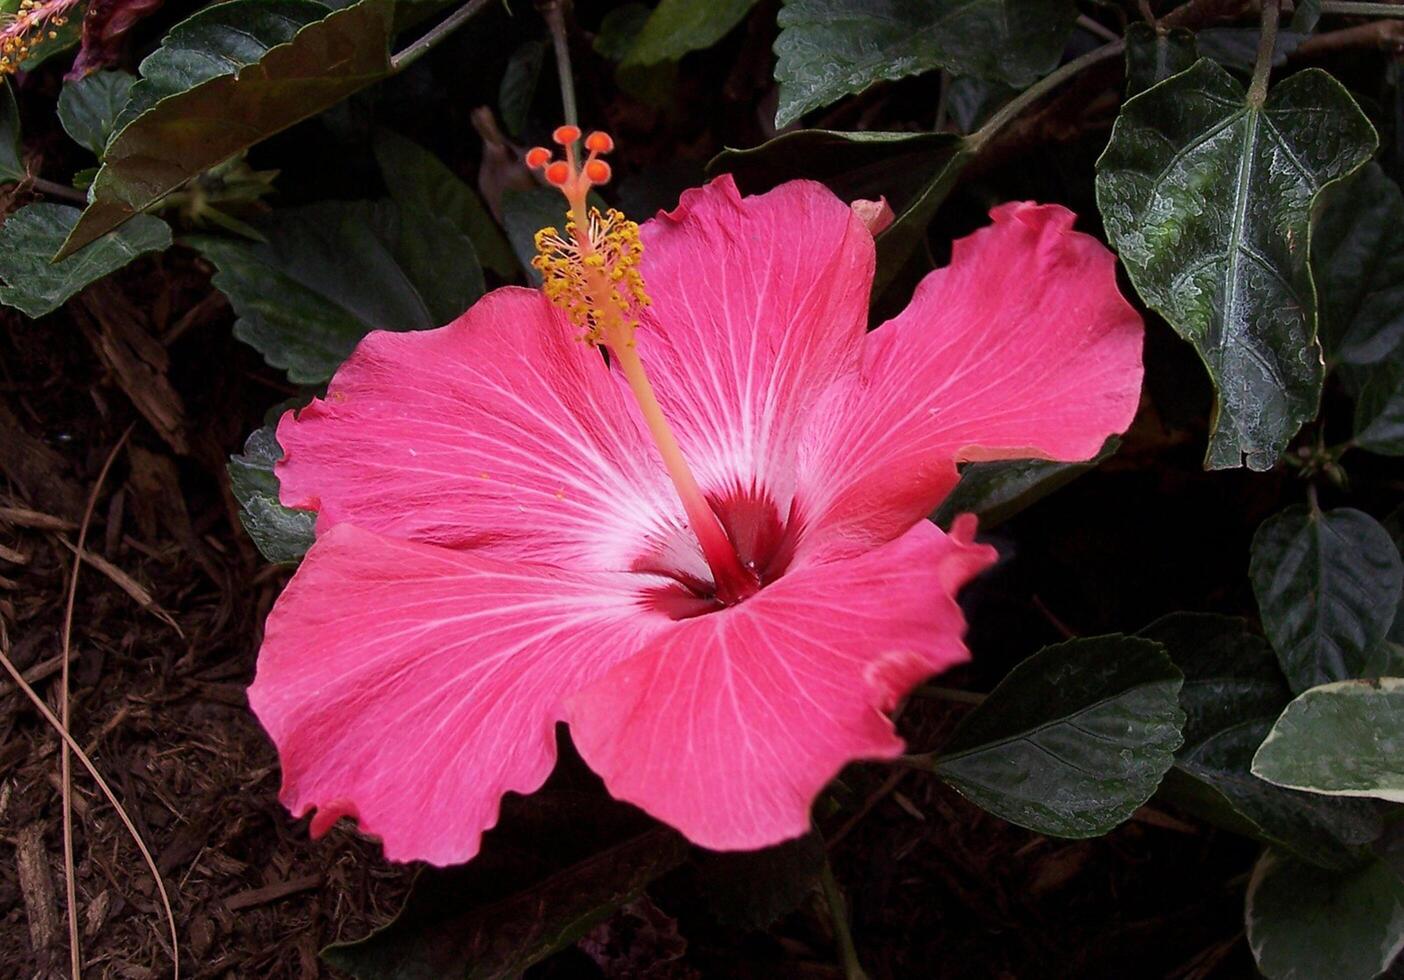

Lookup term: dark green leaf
[57,70,136,155]
[373,128,514,281]
[695,833,825,929]
[773,0,1078,127]
[593,3,650,62]
[933,635,1184,838]
[1096,60,1377,471]
[1195,29,1306,70]
[0,204,170,318]
[324,827,687,979]
[498,40,544,138]
[1123,23,1196,97]
[622,0,759,66]
[1312,163,1404,366]
[1174,719,1382,869]
[0,80,24,184]
[59,0,394,258]
[227,425,314,564]
[1354,356,1404,455]
[502,185,605,284]
[932,436,1119,531]
[1246,850,1404,980]
[1250,506,1403,693]
[1139,612,1290,750]
[1253,678,1404,804]
[191,198,481,384]
[710,128,964,219]
[943,75,1015,134]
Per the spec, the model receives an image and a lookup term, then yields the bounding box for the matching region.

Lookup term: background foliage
[1,0,1402,977]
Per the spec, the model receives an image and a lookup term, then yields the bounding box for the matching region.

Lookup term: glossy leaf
[933,636,1184,838]
[1353,357,1404,455]
[58,0,394,257]
[1174,719,1382,870]
[1251,506,1403,693]
[1246,850,1404,980]
[498,40,544,138]
[773,0,1077,127]
[0,204,170,318]
[1123,23,1196,96]
[1096,60,1377,471]
[1252,679,1404,804]
[1139,612,1290,750]
[0,80,23,184]
[228,426,314,564]
[933,436,1119,531]
[621,0,759,66]
[57,70,136,155]
[501,185,605,284]
[372,127,512,279]
[191,198,482,384]
[1312,163,1404,366]
[1145,613,1381,870]
[324,827,687,979]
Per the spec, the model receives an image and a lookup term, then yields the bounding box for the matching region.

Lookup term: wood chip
[15,822,60,957]
[0,540,29,564]
[54,536,183,635]
[223,873,323,912]
[0,504,77,531]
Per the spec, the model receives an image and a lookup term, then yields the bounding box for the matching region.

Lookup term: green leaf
[593,3,650,62]
[1138,613,1382,869]
[773,0,1078,128]
[0,204,171,318]
[191,198,481,384]
[621,0,759,67]
[1174,719,1382,870]
[57,70,137,156]
[1246,850,1404,980]
[932,635,1184,838]
[1251,506,1403,693]
[227,425,315,564]
[932,436,1119,531]
[1138,612,1290,750]
[1353,356,1404,455]
[1312,163,1404,366]
[58,0,395,258]
[1095,59,1377,471]
[501,185,606,284]
[373,128,514,281]
[498,40,544,138]
[1252,678,1404,804]
[0,80,24,184]
[1123,23,1196,97]
[324,827,687,979]
[694,833,825,929]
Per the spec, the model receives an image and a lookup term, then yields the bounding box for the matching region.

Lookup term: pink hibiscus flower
[248,127,1144,866]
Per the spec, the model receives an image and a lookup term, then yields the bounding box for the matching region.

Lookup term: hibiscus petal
[276,286,681,571]
[565,518,995,851]
[633,175,874,507]
[797,202,1144,556]
[248,523,673,865]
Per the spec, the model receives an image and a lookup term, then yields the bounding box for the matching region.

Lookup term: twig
[539,0,578,128]
[1077,14,1121,41]
[912,684,987,705]
[0,619,179,979]
[58,424,132,977]
[1295,18,1404,53]
[819,859,869,980]
[388,0,495,73]
[969,40,1125,150]
[1320,0,1404,15]
[27,177,86,204]
[1248,0,1282,108]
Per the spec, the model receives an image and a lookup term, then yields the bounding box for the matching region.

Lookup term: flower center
[0,0,76,75]
[528,126,760,606]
